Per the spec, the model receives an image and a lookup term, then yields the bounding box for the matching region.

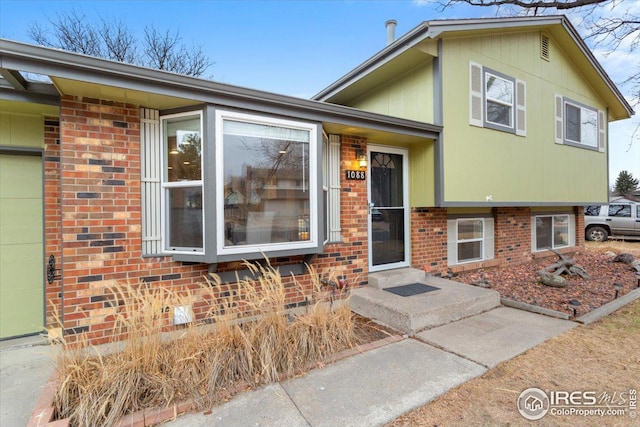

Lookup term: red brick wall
[52,97,369,344]
[493,207,532,265]
[315,136,369,286]
[410,208,448,274]
[575,206,585,247]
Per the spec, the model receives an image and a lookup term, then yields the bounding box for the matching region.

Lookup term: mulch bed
[455,249,639,318]
[353,313,400,343]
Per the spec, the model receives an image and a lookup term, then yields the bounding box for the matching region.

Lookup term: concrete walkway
[0,335,55,427]
[166,307,575,427]
[0,307,576,427]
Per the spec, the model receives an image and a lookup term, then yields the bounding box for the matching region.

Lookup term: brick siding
[493,207,533,265]
[47,96,588,345]
[410,208,448,275]
[51,97,369,344]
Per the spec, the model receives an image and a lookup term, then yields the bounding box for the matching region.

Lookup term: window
[447,217,494,265]
[555,95,605,151]
[161,112,204,253]
[608,204,631,217]
[457,219,484,262]
[565,101,597,148]
[216,110,318,255]
[533,214,573,251]
[584,205,602,216]
[469,62,526,136]
[485,71,514,129]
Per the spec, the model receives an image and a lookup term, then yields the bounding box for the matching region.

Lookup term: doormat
[383,283,440,297]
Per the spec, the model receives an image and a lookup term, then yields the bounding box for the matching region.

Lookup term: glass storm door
[368,146,409,271]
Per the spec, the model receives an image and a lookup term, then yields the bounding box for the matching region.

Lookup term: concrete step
[368,267,426,289]
[351,276,500,334]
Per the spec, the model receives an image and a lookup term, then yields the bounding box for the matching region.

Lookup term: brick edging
[28,334,405,427]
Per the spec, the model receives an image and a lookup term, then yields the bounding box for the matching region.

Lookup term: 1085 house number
[345,170,366,180]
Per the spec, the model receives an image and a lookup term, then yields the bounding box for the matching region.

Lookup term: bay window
[162,112,204,253]
[216,110,318,256]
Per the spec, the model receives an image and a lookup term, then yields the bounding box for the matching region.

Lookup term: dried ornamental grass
[51,260,354,427]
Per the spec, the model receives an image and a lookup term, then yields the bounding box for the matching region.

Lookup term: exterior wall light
[355,149,368,168]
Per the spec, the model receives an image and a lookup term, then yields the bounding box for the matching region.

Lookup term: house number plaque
[345,170,366,180]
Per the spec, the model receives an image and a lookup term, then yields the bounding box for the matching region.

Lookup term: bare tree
[27,9,211,77]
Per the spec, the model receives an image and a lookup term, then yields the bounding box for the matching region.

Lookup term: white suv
[584,202,640,241]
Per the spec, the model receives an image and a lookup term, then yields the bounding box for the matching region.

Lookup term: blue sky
[0,0,638,184]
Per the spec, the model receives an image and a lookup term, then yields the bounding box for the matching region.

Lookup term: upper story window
[554,95,606,152]
[469,62,526,136]
[565,100,597,148]
[216,110,318,256]
[485,71,514,129]
[162,112,204,254]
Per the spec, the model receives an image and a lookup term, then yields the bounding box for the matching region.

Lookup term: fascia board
[312,23,431,101]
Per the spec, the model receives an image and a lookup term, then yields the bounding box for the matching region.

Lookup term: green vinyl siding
[408,142,435,207]
[0,155,44,338]
[350,60,434,123]
[0,112,45,149]
[441,32,608,204]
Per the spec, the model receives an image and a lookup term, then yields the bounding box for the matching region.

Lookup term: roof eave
[0,39,442,139]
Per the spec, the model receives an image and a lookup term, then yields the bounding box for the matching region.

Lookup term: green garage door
[0,154,44,339]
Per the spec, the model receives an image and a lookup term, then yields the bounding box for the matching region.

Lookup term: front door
[368,146,409,272]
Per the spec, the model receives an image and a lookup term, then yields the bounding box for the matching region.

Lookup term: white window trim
[215,109,319,256]
[555,95,604,152]
[160,110,205,255]
[532,214,574,252]
[447,217,494,266]
[484,70,515,130]
[564,99,598,149]
[469,62,525,136]
[456,218,485,264]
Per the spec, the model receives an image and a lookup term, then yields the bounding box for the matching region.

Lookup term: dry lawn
[390,298,640,427]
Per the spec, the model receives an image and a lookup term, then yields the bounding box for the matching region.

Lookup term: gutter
[0,39,442,138]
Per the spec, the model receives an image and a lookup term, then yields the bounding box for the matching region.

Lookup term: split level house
[0,15,633,342]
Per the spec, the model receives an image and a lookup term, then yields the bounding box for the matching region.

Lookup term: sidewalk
[166,307,575,427]
[0,307,575,427]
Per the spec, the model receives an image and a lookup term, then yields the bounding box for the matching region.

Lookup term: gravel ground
[455,244,640,317]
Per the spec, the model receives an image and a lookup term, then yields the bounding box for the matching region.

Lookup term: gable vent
[541,33,550,61]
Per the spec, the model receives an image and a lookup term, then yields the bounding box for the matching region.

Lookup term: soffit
[322,44,435,105]
[322,121,432,145]
[0,99,59,116]
[51,77,199,110]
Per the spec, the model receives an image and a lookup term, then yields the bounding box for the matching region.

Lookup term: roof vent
[386,20,397,46]
[541,33,550,61]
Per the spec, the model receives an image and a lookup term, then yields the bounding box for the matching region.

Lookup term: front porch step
[368,268,426,289]
[351,276,500,334]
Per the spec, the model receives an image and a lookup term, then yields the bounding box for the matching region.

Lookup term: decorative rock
[612,253,635,265]
[603,251,617,258]
[537,270,567,288]
[631,259,640,272]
